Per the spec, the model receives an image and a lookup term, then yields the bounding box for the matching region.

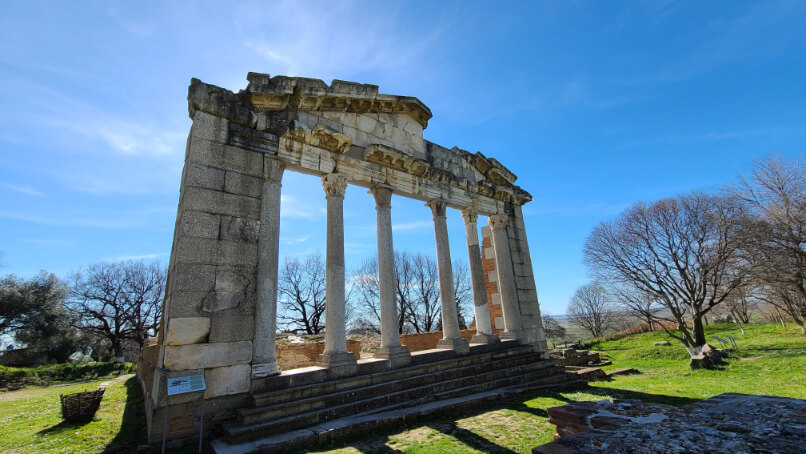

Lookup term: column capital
[264,156,285,183]
[426,200,447,219]
[461,208,478,225]
[369,186,393,207]
[489,213,509,231]
[322,173,348,199]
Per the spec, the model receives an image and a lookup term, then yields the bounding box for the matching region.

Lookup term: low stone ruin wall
[534,393,806,453]
[276,340,361,370]
[399,329,476,352]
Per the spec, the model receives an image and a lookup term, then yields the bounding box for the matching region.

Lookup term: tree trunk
[686,317,712,370]
[112,340,124,363]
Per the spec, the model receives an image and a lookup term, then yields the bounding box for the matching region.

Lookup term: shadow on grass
[101,377,146,454]
[427,419,519,454]
[37,418,94,435]
[582,385,700,407]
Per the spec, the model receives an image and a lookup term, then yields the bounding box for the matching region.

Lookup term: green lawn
[0,323,804,453]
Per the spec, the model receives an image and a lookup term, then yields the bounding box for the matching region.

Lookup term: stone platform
[211,340,576,453]
[535,393,806,453]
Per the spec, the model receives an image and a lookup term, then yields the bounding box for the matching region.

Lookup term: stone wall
[276,340,361,370]
[480,226,505,331]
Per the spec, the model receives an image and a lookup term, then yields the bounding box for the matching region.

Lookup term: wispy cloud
[392,221,432,232]
[236,1,452,78]
[1,182,44,197]
[282,235,311,245]
[19,238,74,247]
[617,129,773,149]
[108,8,154,37]
[106,253,166,262]
[280,195,325,220]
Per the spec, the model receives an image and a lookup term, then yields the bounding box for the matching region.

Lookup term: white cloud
[106,253,166,262]
[108,7,154,37]
[280,194,324,220]
[1,182,44,197]
[392,221,432,232]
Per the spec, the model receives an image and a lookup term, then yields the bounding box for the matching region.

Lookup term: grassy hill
[0,323,803,453]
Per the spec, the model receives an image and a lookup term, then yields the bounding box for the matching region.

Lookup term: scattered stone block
[654,341,671,346]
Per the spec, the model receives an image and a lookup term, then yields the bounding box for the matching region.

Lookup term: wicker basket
[60,388,105,422]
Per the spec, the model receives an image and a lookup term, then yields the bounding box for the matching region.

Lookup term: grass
[0,362,136,390]
[0,374,144,453]
[0,323,803,453]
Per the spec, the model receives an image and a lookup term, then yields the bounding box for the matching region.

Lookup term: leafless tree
[567,283,616,339]
[610,286,664,331]
[542,314,566,340]
[68,261,166,361]
[584,192,747,368]
[277,253,326,334]
[451,260,472,330]
[350,251,470,334]
[731,155,806,334]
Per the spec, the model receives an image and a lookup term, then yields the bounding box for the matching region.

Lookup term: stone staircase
[211,340,577,454]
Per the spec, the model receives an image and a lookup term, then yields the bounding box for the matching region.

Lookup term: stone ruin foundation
[137,73,552,448]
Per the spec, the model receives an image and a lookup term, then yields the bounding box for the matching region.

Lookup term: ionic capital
[426,200,447,219]
[370,186,393,208]
[460,208,478,225]
[322,173,348,199]
[488,214,509,231]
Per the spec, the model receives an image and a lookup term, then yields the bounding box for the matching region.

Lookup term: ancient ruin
[137,73,559,451]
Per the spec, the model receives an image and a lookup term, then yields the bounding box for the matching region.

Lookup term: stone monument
[138,73,548,443]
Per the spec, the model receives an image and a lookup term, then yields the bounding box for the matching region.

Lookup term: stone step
[211,376,581,454]
[225,359,565,442]
[250,340,531,404]
[247,350,547,416]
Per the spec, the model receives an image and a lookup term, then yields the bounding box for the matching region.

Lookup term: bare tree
[567,283,615,339]
[277,254,326,334]
[541,314,566,340]
[585,193,747,368]
[350,251,469,335]
[732,155,806,334]
[68,261,166,362]
[452,260,472,330]
[610,286,664,331]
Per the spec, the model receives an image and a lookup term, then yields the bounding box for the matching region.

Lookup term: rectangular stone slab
[164,341,252,371]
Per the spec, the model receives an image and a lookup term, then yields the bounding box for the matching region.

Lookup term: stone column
[252,158,285,378]
[461,209,499,345]
[489,214,524,341]
[371,187,411,366]
[427,200,470,354]
[317,173,357,376]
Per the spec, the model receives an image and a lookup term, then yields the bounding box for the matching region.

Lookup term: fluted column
[427,200,470,354]
[489,213,523,341]
[461,209,499,345]
[371,187,411,366]
[317,173,357,376]
[252,158,285,378]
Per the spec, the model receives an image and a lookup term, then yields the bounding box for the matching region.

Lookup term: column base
[499,330,524,342]
[316,351,358,377]
[470,333,501,345]
[251,362,281,378]
[374,345,412,367]
[437,337,470,355]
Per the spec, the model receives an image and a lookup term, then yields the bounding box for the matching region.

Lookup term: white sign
[166,374,206,395]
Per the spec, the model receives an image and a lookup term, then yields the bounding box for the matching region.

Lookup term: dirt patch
[739,355,763,361]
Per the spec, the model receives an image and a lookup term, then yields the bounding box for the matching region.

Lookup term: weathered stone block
[166,317,211,346]
[163,341,252,371]
[209,316,254,343]
[224,171,263,198]
[175,237,258,266]
[170,264,215,292]
[222,145,264,178]
[204,364,251,398]
[220,216,260,243]
[179,211,220,239]
[185,163,225,191]
[182,186,261,219]
[191,111,228,142]
[202,266,256,313]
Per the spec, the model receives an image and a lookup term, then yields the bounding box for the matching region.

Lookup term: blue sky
[1,1,805,316]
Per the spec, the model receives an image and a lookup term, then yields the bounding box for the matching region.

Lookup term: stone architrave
[489,213,524,341]
[371,186,411,366]
[427,200,470,354]
[252,158,285,378]
[461,209,499,345]
[317,174,358,376]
